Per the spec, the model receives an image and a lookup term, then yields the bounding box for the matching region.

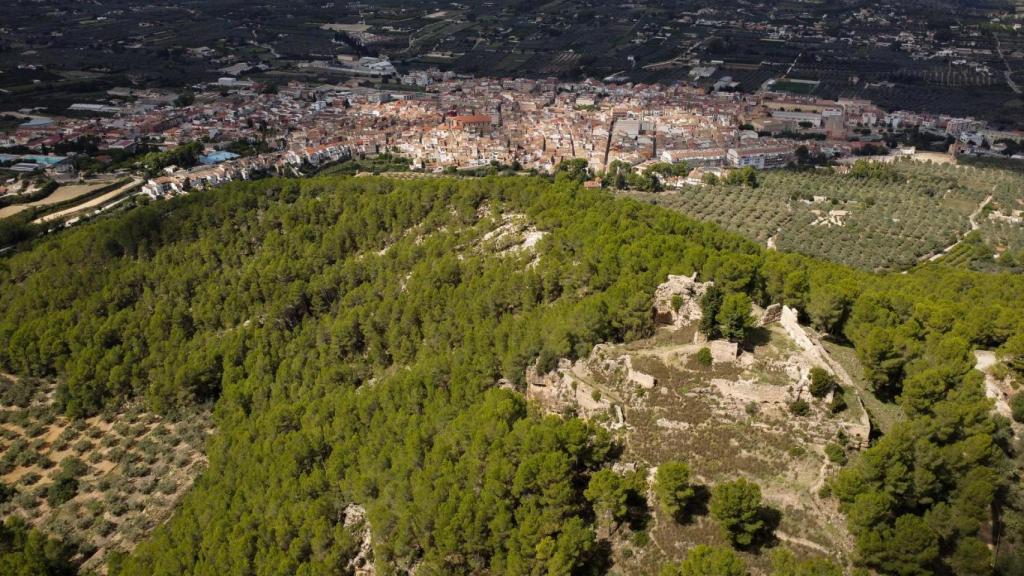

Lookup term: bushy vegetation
[315,152,412,177]
[0,179,58,210]
[0,516,75,576]
[0,174,1022,574]
[654,461,695,521]
[695,347,713,367]
[659,544,747,576]
[0,378,212,571]
[134,142,203,177]
[1012,392,1024,424]
[769,548,843,576]
[709,478,768,548]
[808,367,836,398]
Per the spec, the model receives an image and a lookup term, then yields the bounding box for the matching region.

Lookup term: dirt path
[776,531,832,555]
[927,194,992,262]
[32,178,142,224]
[995,34,1022,95]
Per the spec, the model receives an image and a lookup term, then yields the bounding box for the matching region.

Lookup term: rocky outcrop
[620,354,656,389]
[653,273,712,327]
[763,304,871,449]
[526,358,613,421]
[707,340,739,363]
[780,305,817,355]
[343,503,375,576]
[760,303,783,326]
[525,346,657,428]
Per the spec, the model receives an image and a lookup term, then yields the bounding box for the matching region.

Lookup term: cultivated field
[0,179,117,220]
[0,375,212,572]
[33,178,141,224]
[625,160,1024,271]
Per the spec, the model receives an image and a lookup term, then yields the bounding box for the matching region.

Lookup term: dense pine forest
[1,175,1023,575]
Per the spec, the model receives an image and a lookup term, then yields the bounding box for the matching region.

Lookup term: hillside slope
[0,175,1022,575]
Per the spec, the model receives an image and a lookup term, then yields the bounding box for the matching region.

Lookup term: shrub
[1011,393,1024,424]
[47,475,79,507]
[158,478,178,495]
[789,399,811,416]
[106,496,128,517]
[825,443,848,465]
[46,457,88,507]
[74,438,95,454]
[25,422,46,438]
[138,477,158,495]
[95,518,116,536]
[660,544,746,576]
[77,514,95,531]
[15,491,39,509]
[0,482,14,504]
[808,367,836,398]
[696,347,713,367]
[671,294,685,311]
[769,548,842,576]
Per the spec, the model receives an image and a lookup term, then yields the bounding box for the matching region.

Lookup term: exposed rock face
[779,305,816,353]
[760,303,783,326]
[525,346,657,428]
[526,358,613,421]
[652,273,712,327]
[343,504,375,576]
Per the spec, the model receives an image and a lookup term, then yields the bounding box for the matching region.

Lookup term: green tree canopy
[709,478,766,548]
[655,461,696,521]
[660,544,747,576]
[716,292,754,343]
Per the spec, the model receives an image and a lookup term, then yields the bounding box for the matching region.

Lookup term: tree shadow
[585,538,615,575]
[744,504,783,552]
[742,327,772,351]
[680,483,711,522]
[626,487,651,532]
